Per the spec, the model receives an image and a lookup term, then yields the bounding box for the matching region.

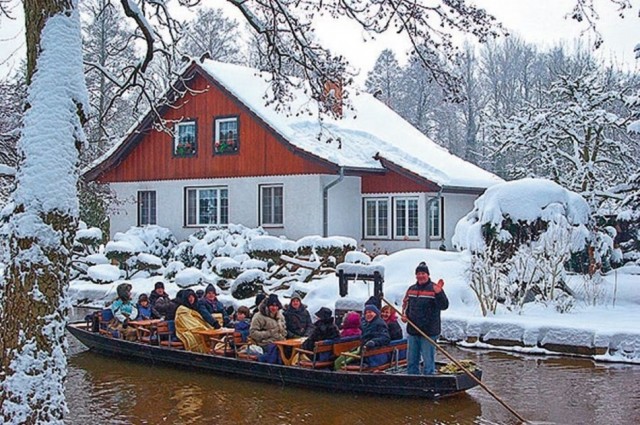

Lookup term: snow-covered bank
[69,248,640,364]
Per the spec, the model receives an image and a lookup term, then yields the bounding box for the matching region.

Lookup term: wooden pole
[382,297,528,424]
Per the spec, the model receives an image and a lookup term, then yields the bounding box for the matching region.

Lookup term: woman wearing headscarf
[174,289,214,353]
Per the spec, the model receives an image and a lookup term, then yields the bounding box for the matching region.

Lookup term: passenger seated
[250,294,286,364]
[174,289,214,353]
[108,282,138,341]
[149,281,170,308]
[283,292,313,338]
[340,311,362,338]
[381,305,403,340]
[135,293,160,320]
[300,307,340,352]
[360,304,391,367]
[197,284,228,328]
[233,306,251,343]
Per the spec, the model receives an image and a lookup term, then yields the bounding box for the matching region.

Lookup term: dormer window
[214,116,239,155]
[174,120,197,157]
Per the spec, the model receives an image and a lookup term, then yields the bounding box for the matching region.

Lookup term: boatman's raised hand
[434,279,445,294]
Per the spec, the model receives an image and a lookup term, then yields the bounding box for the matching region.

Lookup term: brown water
[65,310,640,425]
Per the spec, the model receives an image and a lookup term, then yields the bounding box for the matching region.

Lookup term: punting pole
[382,297,528,424]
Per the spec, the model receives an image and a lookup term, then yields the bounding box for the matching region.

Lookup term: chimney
[322,80,343,118]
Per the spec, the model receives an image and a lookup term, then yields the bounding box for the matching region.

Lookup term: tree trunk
[0,0,85,423]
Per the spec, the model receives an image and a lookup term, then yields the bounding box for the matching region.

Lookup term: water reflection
[65,318,640,425]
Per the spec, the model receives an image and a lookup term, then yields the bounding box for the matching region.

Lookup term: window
[214,116,239,154]
[185,187,228,226]
[363,198,389,238]
[174,121,197,157]
[428,197,443,238]
[394,197,419,238]
[138,191,156,225]
[260,185,284,226]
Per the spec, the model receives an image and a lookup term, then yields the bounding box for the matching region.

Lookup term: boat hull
[67,322,481,399]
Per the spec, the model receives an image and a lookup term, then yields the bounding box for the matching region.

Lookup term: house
[85,59,503,253]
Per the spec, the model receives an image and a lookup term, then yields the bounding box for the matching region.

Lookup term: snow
[75,227,102,242]
[69,244,640,364]
[104,240,135,255]
[174,267,204,288]
[87,264,121,283]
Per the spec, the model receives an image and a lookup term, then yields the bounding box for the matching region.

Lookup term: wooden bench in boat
[339,339,408,372]
[293,336,361,369]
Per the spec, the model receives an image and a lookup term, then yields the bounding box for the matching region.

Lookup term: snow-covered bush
[164,260,186,280]
[453,178,592,315]
[344,250,371,265]
[175,267,205,288]
[248,235,291,262]
[74,226,102,253]
[296,235,356,264]
[215,258,242,279]
[231,270,267,299]
[120,225,177,261]
[104,240,136,265]
[87,264,121,284]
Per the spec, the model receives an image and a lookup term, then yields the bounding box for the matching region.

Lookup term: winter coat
[383,310,404,341]
[148,289,170,307]
[402,280,449,336]
[110,299,137,324]
[135,303,160,320]
[233,319,251,342]
[340,312,362,337]
[283,303,313,338]
[250,302,287,347]
[301,317,340,351]
[197,298,228,329]
[360,315,390,348]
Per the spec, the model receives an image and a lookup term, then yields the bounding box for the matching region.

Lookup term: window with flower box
[174,120,197,157]
[214,116,239,155]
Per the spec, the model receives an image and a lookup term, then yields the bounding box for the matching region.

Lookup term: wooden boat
[66,321,482,399]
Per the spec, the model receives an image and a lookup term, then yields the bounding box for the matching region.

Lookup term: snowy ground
[69,248,640,364]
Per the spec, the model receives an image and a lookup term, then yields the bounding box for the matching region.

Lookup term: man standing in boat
[401,262,448,375]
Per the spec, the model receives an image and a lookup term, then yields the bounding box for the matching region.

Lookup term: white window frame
[138,190,156,226]
[393,197,419,239]
[259,184,284,227]
[363,198,390,239]
[428,197,443,239]
[185,187,229,226]
[214,116,239,154]
[174,120,197,156]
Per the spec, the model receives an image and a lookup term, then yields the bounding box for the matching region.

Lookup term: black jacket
[301,317,340,351]
[360,315,390,348]
[283,304,313,338]
[402,280,449,336]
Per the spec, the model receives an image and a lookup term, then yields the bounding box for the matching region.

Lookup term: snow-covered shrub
[453,178,592,315]
[215,258,242,279]
[87,264,121,284]
[248,235,286,262]
[104,240,136,265]
[120,225,177,261]
[242,258,268,271]
[175,267,205,288]
[74,226,103,252]
[296,235,356,264]
[344,251,371,265]
[130,253,163,277]
[231,270,267,299]
[164,260,186,280]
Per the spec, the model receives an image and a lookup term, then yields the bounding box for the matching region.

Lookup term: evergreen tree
[365,49,402,110]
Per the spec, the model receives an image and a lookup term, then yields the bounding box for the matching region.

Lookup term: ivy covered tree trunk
[0,0,88,423]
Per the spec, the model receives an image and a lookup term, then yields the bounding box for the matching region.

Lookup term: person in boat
[232,306,251,342]
[334,304,390,370]
[252,292,266,317]
[340,311,362,337]
[250,294,286,348]
[109,282,138,341]
[149,281,170,307]
[401,261,449,375]
[300,307,340,352]
[174,289,214,353]
[381,305,404,341]
[197,284,228,329]
[135,293,160,321]
[159,289,185,321]
[283,292,313,338]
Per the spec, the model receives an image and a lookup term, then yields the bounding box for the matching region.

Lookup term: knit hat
[154,281,165,290]
[205,283,218,295]
[290,291,303,302]
[315,307,333,321]
[138,293,149,303]
[364,295,381,310]
[266,294,282,308]
[364,304,380,316]
[254,293,266,307]
[415,261,430,275]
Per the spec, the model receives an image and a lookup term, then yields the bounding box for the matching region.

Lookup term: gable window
[260,184,284,226]
[138,191,156,225]
[185,187,228,226]
[428,197,443,239]
[363,198,389,238]
[394,197,419,238]
[214,116,239,154]
[174,120,197,157]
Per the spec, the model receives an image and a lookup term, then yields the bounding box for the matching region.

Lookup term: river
[64,309,640,425]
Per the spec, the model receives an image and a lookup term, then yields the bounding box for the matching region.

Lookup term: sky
[0,1,639,81]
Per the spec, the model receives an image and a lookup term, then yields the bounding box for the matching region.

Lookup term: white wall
[109,174,359,243]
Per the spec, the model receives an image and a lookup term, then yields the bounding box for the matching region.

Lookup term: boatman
[401,261,449,375]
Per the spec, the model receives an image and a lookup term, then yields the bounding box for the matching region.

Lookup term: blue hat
[364,304,380,316]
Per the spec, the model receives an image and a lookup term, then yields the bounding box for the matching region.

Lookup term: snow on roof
[199,60,503,189]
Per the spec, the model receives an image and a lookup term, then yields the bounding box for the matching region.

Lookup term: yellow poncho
[174,305,213,353]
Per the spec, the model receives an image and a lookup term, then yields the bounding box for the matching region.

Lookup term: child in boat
[233,306,251,342]
[340,311,362,337]
[135,293,160,321]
